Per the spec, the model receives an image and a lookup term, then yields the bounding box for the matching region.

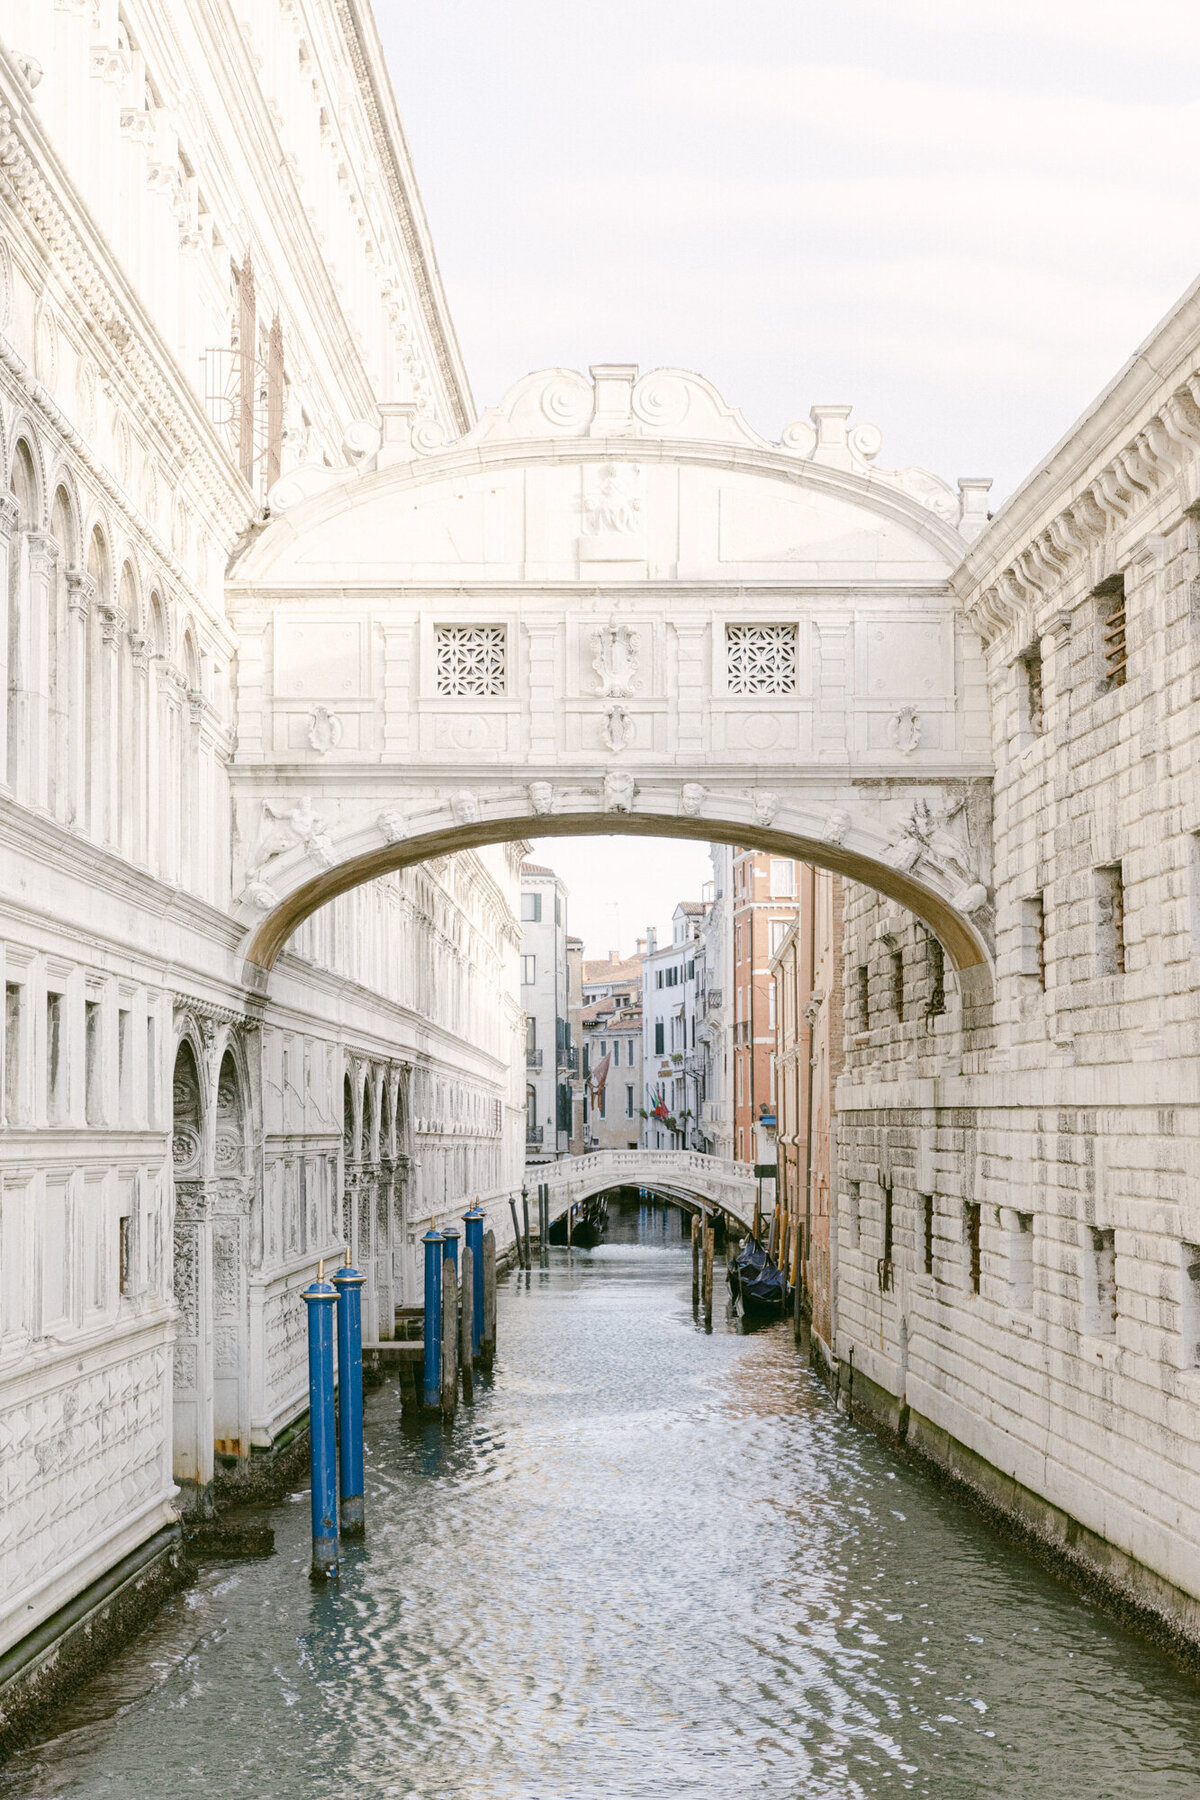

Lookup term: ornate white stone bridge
[528,1149,762,1234]
[226,365,996,1005]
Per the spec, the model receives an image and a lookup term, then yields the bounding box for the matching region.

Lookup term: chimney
[636,935,647,956]
[646,926,657,953]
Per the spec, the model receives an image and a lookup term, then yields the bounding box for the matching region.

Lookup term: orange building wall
[731,848,803,1163]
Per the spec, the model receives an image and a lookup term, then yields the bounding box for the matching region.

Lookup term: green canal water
[4,1198,1200,1800]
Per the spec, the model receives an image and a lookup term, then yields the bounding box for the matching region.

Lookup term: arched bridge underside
[227,365,996,999]
[531,1150,761,1235]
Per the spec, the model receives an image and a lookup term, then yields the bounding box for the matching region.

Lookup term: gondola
[728,1236,789,1322]
[547,1192,608,1248]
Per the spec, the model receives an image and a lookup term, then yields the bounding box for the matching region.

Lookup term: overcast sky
[380,0,1200,955]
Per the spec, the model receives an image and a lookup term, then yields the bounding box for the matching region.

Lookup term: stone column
[0,493,20,793]
[18,530,54,810]
[172,1185,215,1500]
[211,1181,251,1461]
[64,568,91,831]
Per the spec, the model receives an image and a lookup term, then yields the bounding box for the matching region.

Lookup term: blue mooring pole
[304,1264,339,1580]
[332,1252,366,1536]
[464,1205,484,1357]
[422,1226,444,1411]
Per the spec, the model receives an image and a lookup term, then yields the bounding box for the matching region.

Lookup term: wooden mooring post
[441,1257,458,1417]
[522,1191,531,1267]
[702,1222,715,1331]
[691,1214,701,1308]
[480,1228,497,1369]
[460,1245,475,1404]
[508,1195,525,1267]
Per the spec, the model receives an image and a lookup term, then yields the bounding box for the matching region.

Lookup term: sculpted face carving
[680,783,706,818]
[603,771,635,813]
[527,781,554,816]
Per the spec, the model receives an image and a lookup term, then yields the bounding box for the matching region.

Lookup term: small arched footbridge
[528,1149,760,1234]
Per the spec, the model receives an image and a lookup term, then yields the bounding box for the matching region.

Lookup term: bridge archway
[226,364,995,1007]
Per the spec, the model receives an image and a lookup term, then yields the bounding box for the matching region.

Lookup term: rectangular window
[922,1193,935,1275]
[555,895,562,926]
[1095,574,1127,691]
[1010,1212,1034,1310]
[146,1013,156,1124]
[736,1056,743,1105]
[85,999,103,1125]
[656,969,663,989]
[599,1039,607,1058]
[597,1087,606,1119]
[770,919,788,954]
[526,1016,537,1055]
[1021,894,1047,989]
[1022,641,1045,734]
[119,1214,133,1296]
[891,949,905,1022]
[1085,1227,1117,1336]
[848,1181,861,1248]
[965,1202,982,1295]
[118,1007,132,1123]
[768,984,776,1031]
[725,622,798,695]
[1180,1241,1200,1367]
[46,991,64,1124]
[857,963,870,1030]
[882,1183,894,1264]
[1096,864,1126,975]
[4,982,21,1122]
[625,1084,634,1118]
[769,858,795,898]
[521,955,536,985]
[654,1022,664,1054]
[435,623,506,695]
[521,892,542,922]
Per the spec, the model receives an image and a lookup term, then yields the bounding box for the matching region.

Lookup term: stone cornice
[953,277,1200,649]
[332,0,474,436]
[0,57,255,551]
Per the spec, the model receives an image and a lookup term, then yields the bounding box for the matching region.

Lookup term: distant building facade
[730,851,803,1163]
[580,951,643,1149]
[641,905,707,1149]
[772,871,844,1353]
[520,863,573,1162]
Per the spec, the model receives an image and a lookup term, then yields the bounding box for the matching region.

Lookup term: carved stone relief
[591,623,641,697]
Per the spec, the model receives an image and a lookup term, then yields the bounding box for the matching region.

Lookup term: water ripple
[4,1204,1200,1799]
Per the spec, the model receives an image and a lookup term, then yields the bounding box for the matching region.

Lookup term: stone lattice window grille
[725,623,798,695]
[435,624,506,696]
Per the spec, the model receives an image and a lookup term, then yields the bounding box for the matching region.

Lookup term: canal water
[4,1199,1200,1800]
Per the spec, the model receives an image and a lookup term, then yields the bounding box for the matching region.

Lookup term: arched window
[6,442,37,787]
[361,1079,375,1165]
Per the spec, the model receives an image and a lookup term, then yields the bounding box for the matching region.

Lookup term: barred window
[435,624,506,695]
[725,623,797,694]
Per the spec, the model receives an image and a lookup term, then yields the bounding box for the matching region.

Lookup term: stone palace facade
[0,0,524,1696]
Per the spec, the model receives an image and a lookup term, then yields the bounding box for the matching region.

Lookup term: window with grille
[1022,642,1045,732]
[965,1202,982,1294]
[857,963,870,1029]
[1095,575,1127,691]
[925,933,946,1018]
[1096,864,1126,975]
[725,624,797,694]
[890,949,905,1022]
[435,624,506,695]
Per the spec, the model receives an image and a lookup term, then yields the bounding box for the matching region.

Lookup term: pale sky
[380,1,1200,957]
